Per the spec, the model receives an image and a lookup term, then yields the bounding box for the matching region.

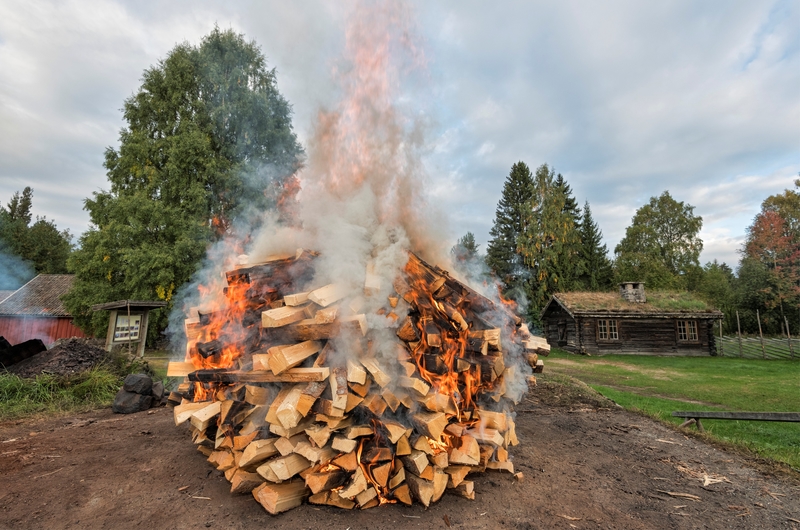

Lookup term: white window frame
[597,319,619,341]
[677,320,698,342]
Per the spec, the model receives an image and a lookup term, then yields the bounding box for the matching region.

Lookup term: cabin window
[677,320,698,342]
[597,319,618,340]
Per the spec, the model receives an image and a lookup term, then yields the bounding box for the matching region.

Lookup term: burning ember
[168,250,548,513]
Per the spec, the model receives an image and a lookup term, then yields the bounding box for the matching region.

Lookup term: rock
[112,390,153,414]
[151,380,164,400]
[123,373,153,395]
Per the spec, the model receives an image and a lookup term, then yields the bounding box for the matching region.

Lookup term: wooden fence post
[786,316,794,360]
[756,309,766,359]
[719,319,723,356]
[736,310,743,358]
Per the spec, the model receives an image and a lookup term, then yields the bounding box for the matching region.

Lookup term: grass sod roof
[544,291,723,319]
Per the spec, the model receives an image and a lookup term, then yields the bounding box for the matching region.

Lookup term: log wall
[543,310,716,356]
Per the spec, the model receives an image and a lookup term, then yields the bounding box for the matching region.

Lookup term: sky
[0,0,797,268]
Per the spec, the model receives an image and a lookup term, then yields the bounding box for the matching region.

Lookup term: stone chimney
[619,282,646,303]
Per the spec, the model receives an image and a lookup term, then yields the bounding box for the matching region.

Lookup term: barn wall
[0,316,87,346]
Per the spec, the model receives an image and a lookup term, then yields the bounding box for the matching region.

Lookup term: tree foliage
[737,179,800,334]
[486,162,534,300]
[452,232,479,262]
[0,187,72,289]
[517,164,582,319]
[614,190,703,288]
[64,28,303,338]
[576,201,613,290]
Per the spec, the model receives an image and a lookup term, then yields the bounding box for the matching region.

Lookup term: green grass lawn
[545,349,800,469]
[143,349,171,381]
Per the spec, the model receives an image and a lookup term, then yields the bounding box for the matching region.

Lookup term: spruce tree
[485,162,534,299]
[576,201,613,290]
[517,165,582,320]
[452,232,479,262]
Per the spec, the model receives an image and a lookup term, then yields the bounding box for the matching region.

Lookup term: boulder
[151,380,164,400]
[112,389,153,414]
[123,373,153,395]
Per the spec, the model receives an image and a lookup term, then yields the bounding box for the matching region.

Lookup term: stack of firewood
[167,250,547,514]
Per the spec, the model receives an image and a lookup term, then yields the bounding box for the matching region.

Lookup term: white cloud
[0,0,797,273]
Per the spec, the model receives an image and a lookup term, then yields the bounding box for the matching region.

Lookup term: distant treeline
[451,162,799,335]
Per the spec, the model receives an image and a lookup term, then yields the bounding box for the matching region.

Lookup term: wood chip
[656,490,701,501]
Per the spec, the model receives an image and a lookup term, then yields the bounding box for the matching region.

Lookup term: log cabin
[540,282,723,356]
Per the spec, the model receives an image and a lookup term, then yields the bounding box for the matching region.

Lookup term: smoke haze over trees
[0,187,72,289]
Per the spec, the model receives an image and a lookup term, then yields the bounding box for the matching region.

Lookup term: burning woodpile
[167,249,547,513]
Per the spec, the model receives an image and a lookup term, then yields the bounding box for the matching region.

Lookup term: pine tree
[485,162,534,299]
[576,201,613,290]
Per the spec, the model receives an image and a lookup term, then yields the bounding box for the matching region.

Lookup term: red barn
[0,274,87,345]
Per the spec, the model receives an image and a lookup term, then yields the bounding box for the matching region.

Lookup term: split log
[173,401,208,425]
[393,483,413,505]
[454,480,475,500]
[267,453,312,481]
[398,376,430,396]
[466,428,504,447]
[304,423,332,448]
[360,358,391,387]
[190,401,221,431]
[308,283,349,307]
[401,450,428,476]
[305,469,350,494]
[411,411,447,440]
[338,468,368,499]
[189,367,329,384]
[405,473,434,507]
[268,341,323,375]
[477,409,508,432]
[252,481,310,514]
[309,489,356,509]
[445,465,470,488]
[331,435,358,453]
[275,433,307,456]
[329,367,348,410]
[239,439,279,469]
[284,291,310,306]
[167,361,195,377]
[432,468,448,502]
[372,461,392,488]
[296,381,328,417]
[262,305,309,328]
[230,470,264,494]
[332,451,358,472]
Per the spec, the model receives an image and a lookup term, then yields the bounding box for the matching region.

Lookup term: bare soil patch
[0,377,797,529]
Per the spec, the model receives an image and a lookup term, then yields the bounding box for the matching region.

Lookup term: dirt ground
[0,376,798,530]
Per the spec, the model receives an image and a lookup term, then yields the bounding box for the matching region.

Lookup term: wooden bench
[672,411,800,432]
